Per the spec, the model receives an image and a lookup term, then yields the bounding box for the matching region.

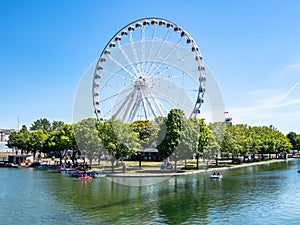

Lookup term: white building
[0,129,15,142]
[0,141,13,152]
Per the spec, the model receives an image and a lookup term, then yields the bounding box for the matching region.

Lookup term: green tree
[274,129,292,157]
[131,120,159,168]
[249,125,292,160]
[295,135,300,151]
[221,124,251,163]
[157,109,183,169]
[28,130,48,161]
[46,124,78,165]
[7,130,23,153]
[74,118,104,167]
[176,117,198,168]
[194,118,211,168]
[30,118,64,132]
[153,116,167,148]
[52,121,65,131]
[286,131,298,153]
[131,120,158,149]
[8,125,31,154]
[30,118,52,132]
[206,122,225,165]
[97,118,140,171]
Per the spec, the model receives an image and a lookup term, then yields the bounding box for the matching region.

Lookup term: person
[213,171,216,176]
[217,172,220,176]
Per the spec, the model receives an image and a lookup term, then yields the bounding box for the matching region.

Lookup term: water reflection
[1,160,300,224]
[46,160,300,224]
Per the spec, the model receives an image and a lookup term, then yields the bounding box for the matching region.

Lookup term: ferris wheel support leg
[128,96,142,122]
[140,89,150,120]
[148,89,166,116]
[114,94,132,119]
[143,90,159,118]
[122,89,138,122]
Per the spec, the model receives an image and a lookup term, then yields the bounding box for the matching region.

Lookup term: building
[8,154,33,165]
[0,142,13,152]
[0,129,15,142]
[128,148,163,161]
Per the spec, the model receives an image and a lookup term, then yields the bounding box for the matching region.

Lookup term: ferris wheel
[92,18,206,123]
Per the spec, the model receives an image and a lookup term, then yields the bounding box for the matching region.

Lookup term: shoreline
[106,159,294,178]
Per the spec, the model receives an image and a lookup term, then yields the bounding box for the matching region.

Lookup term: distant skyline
[1,0,300,134]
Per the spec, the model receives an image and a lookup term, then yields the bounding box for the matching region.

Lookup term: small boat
[210,172,223,179]
[77,174,92,180]
[88,172,106,178]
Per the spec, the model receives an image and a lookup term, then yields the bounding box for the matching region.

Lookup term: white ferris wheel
[92,18,206,123]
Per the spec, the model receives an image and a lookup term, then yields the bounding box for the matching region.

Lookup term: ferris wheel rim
[92,17,206,123]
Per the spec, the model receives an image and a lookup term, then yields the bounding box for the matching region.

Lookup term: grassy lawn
[92,160,206,167]
[40,157,213,174]
[88,159,211,174]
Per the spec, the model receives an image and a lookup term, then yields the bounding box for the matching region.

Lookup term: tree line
[8,109,295,169]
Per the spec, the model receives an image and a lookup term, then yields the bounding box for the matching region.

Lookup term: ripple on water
[1,160,300,224]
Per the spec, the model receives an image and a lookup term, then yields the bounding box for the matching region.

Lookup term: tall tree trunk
[71,150,76,164]
[139,154,142,168]
[97,154,101,165]
[174,155,177,170]
[88,157,93,169]
[111,158,115,172]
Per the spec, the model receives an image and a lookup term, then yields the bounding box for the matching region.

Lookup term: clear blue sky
[1,0,300,134]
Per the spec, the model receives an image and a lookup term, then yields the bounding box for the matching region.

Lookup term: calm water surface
[1,159,300,225]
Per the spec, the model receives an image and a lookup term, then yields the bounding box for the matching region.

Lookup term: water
[1,160,300,225]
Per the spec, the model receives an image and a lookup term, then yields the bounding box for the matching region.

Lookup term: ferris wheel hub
[134,77,148,90]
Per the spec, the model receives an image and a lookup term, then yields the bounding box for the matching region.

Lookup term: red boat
[77,174,92,180]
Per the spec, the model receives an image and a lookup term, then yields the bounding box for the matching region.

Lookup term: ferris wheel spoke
[145,38,184,78]
[105,88,136,120]
[140,89,151,120]
[151,86,191,112]
[146,89,164,116]
[148,24,158,60]
[101,83,129,88]
[146,51,191,80]
[128,95,143,123]
[117,43,140,76]
[120,89,139,122]
[140,26,146,75]
[124,91,142,121]
[142,90,157,118]
[150,72,186,84]
[99,87,132,104]
[129,32,141,72]
[146,29,172,74]
[112,73,134,83]
[155,52,192,79]
[107,55,136,79]
[114,88,138,117]
[98,69,133,85]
